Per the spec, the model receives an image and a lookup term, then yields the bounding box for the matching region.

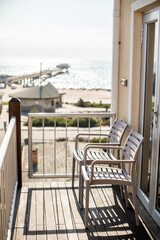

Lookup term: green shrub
[32,118,43,127]
[44,118,54,126]
[75,98,86,107]
[101,118,110,126]
[56,117,66,127]
[24,117,98,128]
[90,137,108,143]
[2,102,8,105]
[74,98,110,110]
[71,117,98,128]
[30,107,38,113]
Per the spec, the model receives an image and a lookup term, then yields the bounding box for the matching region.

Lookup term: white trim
[111,0,120,114]
[128,10,134,126]
[138,8,160,228]
[128,0,159,126]
[132,0,159,11]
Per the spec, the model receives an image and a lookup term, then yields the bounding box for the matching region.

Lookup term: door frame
[137,9,160,227]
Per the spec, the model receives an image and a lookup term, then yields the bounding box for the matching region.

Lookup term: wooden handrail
[9,98,22,189]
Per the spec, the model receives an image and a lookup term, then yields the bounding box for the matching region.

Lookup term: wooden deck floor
[12,182,152,240]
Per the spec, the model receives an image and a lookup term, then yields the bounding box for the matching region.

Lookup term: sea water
[0,59,111,90]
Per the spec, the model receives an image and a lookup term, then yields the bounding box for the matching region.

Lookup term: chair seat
[73,149,117,163]
[84,165,131,185]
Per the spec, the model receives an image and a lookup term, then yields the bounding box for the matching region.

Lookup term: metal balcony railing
[28,113,116,178]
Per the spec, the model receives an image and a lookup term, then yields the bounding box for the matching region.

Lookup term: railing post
[9,98,22,189]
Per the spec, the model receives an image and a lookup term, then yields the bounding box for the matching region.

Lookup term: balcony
[0,99,157,239]
[12,182,151,240]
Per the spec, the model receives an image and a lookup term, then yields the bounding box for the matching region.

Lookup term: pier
[9,67,68,86]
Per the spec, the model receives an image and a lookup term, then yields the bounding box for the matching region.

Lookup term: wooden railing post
[9,98,22,189]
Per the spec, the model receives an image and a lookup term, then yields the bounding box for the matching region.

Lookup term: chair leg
[131,183,139,226]
[85,181,90,228]
[124,185,129,207]
[120,185,124,199]
[78,163,82,203]
[79,170,84,208]
[72,157,76,188]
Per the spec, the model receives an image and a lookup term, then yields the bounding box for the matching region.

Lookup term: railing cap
[9,98,21,103]
[28,112,116,118]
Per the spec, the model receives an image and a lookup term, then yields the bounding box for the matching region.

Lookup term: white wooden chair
[80,129,144,228]
[72,118,128,202]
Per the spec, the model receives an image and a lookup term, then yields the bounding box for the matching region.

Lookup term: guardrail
[0,117,18,240]
[28,112,116,178]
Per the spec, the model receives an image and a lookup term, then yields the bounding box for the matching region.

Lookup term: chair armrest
[75,133,109,150]
[85,142,121,148]
[82,165,90,181]
[91,159,135,166]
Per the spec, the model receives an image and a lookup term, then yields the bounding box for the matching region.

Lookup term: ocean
[0,59,112,90]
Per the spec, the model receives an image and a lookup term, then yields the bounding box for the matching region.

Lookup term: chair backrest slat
[111,127,123,138]
[123,146,135,159]
[107,119,127,144]
[123,151,134,161]
[122,130,144,160]
[108,132,121,143]
[126,140,138,152]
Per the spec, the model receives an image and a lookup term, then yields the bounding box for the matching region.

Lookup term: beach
[0,85,111,130]
[0,85,111,104]
[58,88,111,104]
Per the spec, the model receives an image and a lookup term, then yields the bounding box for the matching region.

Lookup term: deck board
[36,182,47,240]
[12,181,152,240]
[44,182,56,240]
[58,182,79,240]
[27,182,37,240]
[66,182,88,240]
[13,186,28,240]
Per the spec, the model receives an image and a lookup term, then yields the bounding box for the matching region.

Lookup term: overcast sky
[0,0,113,60]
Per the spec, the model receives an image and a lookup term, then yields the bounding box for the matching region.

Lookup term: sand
[0,84,111,131]
[0,85,111,104]
[58,88,111,104]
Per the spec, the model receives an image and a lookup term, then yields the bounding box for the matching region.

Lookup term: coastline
[0,85,111,104]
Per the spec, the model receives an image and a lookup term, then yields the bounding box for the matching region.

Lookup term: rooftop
[9,82,60,100]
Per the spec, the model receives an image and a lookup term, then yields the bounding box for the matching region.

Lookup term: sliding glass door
[138,9,160,227]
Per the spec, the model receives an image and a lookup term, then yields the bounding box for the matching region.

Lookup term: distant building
[9,82,64,113]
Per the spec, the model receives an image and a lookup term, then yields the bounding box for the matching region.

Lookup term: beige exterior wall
[118,0,132,122]
[20,97,61,113]
[113,0,160,130]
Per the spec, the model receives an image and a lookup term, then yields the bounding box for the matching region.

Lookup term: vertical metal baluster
[54,117,56,175]
[42,118,45,175]
[99,117,102,143]
[76,117,79,174]
[28,116,33,177]
[77,118,79,134]
[65,117,68,175]
[88,118,90,143]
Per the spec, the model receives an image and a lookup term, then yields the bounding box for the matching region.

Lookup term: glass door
[138,9,160,227]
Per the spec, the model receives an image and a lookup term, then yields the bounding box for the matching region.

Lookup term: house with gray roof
[9,82,64,113]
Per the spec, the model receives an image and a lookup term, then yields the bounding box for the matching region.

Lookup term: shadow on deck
[12,182,152,240]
